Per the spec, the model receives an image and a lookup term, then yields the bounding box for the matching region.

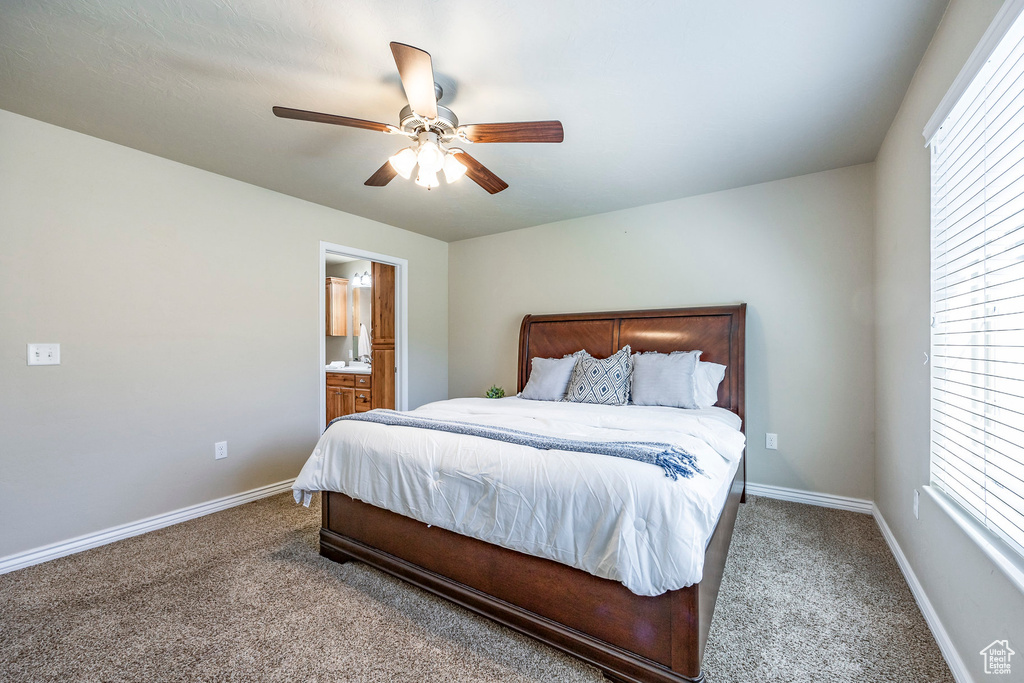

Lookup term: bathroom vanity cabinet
[326,372,372,423]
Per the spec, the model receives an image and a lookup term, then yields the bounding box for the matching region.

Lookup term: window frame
[925,0,1024,594]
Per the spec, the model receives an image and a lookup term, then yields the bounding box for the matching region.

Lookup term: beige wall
[874,0,1024,675]
[449,163,876,500]
[0,109,448,558]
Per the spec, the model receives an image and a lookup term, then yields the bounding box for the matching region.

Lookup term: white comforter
[293,397,745,596]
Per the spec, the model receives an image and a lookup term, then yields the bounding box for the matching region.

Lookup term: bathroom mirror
[352,285,372,361]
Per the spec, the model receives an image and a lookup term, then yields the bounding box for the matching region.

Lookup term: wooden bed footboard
[320,452,743,683]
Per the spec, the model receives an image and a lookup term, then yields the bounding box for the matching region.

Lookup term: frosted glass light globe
[416,139,445,174]
[388,147,417,179]
[415,168,440,189]
[443,151,468,183]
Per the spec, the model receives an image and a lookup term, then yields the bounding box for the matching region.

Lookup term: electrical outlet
[27,343,60,366]
[913,489,919,519]
[765,433,778,450]
[215,441,227,460]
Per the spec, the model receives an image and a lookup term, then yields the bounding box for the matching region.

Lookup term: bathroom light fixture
[355,271,372,287]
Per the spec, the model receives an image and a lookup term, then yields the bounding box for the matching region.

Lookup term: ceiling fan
[273,42,563,194]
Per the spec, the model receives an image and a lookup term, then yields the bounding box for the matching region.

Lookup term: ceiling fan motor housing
[399,101,459,135]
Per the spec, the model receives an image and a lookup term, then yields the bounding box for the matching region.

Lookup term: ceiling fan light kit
[273,42,564,195]
[415,167,440,189]
[443,151,468,184]
[388,147,418,179]
[415,132,444,173]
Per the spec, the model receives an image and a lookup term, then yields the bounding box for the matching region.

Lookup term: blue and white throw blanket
[330,409,705,480]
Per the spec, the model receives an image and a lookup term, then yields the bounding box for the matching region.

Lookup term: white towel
[358,323,371,358]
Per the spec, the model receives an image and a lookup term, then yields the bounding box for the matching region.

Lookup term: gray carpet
[0,494,952,682]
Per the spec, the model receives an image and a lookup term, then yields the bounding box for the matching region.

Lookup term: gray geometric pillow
[563,345,632,405]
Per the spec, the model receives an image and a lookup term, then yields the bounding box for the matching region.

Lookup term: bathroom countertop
[326,367,371,375]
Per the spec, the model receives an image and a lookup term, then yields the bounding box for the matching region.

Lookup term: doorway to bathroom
[319,241,408,434]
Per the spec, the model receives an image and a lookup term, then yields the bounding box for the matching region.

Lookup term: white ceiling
[0,0,948,242]
[325,254,358,265]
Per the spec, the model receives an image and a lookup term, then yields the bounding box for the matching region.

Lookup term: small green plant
[485,385,506,399]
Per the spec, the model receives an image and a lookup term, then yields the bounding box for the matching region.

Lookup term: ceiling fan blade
[272,106,391,133]
[453,151,508,194]
[459,121,564,143]
[390,42,438,120]
[364,160,398,187]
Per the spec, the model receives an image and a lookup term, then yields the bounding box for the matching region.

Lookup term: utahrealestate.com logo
[980,640,1015,675]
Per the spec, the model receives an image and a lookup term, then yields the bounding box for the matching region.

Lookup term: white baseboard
[0,478,296,575]
[745,482,873,514]
[872,505,972,683]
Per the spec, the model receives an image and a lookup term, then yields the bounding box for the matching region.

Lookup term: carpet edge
[0,478,296,575]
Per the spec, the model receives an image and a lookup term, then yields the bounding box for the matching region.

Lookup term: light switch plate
[27,343,60,366]
[914,489,920,519]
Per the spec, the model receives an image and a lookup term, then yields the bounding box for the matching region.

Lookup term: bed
[297,305,746,683]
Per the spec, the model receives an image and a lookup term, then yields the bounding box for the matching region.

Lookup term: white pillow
[693,361,727,408]
[630,350,701,408]
[518,355,579,401]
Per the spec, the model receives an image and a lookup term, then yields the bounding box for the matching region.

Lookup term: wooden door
[340,387,355,416]
[326,384,343,422]
[327,387,355,421]
[371,262,396,409]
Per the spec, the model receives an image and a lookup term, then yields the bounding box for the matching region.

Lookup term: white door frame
[319,241,409,434]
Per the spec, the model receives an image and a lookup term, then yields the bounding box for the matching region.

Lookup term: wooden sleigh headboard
[518,304,746,424]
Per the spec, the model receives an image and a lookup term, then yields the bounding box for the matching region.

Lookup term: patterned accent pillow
[563,345,632,405]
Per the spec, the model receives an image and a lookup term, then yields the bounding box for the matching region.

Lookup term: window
[929,4,1024,561]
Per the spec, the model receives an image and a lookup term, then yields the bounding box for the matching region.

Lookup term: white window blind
[930,5,1024,560]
